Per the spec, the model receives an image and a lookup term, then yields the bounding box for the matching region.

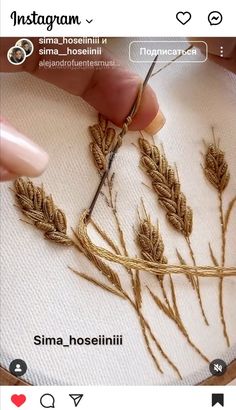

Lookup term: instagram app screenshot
[0,0,235,408]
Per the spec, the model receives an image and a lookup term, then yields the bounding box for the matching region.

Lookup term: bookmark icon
[69,394,83,407]
[212,394,224,407]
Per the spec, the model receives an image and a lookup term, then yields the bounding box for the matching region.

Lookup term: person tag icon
[9,359,27,377]
[14,363,22,372]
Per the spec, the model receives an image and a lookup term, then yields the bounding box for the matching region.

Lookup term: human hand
[0,38,163,181]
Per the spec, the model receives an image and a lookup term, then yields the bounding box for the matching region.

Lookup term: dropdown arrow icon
[86,19,93,23]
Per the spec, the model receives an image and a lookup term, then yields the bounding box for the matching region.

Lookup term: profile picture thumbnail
[7,46,26,65]
[7,39,34,66]
[15,38,34,57]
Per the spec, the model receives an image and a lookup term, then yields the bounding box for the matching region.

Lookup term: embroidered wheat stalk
[138,137,193,236]
[13,178,72,245]
[136,210,209,363]
[138,137,209,325]
[136,206,170,309]
[99,174,182,378]
[12,176,181,378]
[203,135,234,347]
[79,218,181,377]
[13,178,125,297]
[89,114,117,173]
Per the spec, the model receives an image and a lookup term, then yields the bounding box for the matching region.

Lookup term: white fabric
[1,38,236,385]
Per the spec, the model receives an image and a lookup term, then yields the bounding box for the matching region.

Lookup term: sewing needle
[87,55,158,220]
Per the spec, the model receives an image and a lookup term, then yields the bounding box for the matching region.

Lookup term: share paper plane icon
[69,394,84,407]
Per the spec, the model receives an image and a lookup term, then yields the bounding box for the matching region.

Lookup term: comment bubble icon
[40,394,55,408]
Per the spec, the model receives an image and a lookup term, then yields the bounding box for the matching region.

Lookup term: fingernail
[0,165,17,182]
[144,110,166,135]
[0,122,49,177]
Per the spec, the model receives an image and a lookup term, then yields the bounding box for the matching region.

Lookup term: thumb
[81,65,165,133]
[30,50,163,133]
[0,119,49,182]
[0,38,164,133]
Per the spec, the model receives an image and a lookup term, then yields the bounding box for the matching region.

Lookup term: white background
[0,0,235,36]
[1,386,236,409]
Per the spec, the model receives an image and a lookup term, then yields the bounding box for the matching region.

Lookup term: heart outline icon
[176,11,192,25]
[11,394,26,407]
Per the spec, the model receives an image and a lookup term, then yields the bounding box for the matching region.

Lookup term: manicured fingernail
[144,110,166,135]
[0,165,17,182]
[0,122,49,177]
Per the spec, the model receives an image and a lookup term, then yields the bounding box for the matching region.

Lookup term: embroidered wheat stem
[136,209,209,363]
[79,218,181,377]
[72,232,177,375]
[136,205,173,312]
[203,135,232,346]
[138,137,208,325]
[104,175,181,378]
[125,290,181,377]
[105,177,162,371]
[13,177,126,298]
[185,236,209,326]
[12,178,233,380]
